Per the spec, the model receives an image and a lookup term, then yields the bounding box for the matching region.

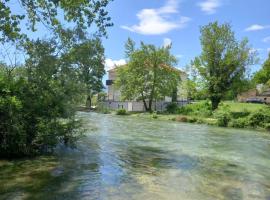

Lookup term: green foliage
[66,38,105,107]
[229,118,249,128]
[0,0,113,41]
[253,53,270,85]
[187,117,198,123]
[116,109,127,115]
[214,109,231,127]
[263,123,270,131]
[248,109,270,128]
[115,39,180,111]
[178,101,212,117]
[166,102,179,114]
[0,40,84,158]
[230,110,250,119]
[193,21,256,110]
[95,102,111,114]
[152,111,158,119]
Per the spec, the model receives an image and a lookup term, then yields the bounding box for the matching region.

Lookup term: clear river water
[1,112,270,200]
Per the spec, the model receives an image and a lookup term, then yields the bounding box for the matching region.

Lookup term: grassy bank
[111,101,270,131]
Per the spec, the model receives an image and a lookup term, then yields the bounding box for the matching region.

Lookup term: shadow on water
[119,145,200,174]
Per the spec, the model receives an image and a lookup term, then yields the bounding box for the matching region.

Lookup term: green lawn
[222,101,268,112]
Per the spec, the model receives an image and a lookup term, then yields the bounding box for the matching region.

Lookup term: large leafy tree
[253,53,270,86]
[115,39,180,111]
[66,38,105,108]
[0,0,113,42]
[193,22,256,110]
[0,39,84,158]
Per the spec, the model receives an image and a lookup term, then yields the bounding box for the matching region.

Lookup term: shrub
[178,106,193,115]
[0,69,82,158]
[178,101,212,117]
[187,117,197,123]
[152,111,158,119]
[166,102,179,114]
[116,109,127,115]
[229,118,249,128]
[214,110,231,127]
[248,109,270,127]
[263,123,270,131]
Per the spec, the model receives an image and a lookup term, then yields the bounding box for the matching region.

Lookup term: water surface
[1,112,270,200]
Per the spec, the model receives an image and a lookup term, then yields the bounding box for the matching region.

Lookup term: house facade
[237,87,270,104]
[104,65,189,111]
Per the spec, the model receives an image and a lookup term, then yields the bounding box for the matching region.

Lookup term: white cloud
[267,48,270,53]
[105,58,126,71]
[197,0,222,14]
[245,24,270,32]
[262,36,270,43]
[121,0,191,35]
[175,54,184,58]
[163,38,172,48]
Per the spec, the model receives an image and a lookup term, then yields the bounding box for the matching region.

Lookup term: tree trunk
[141,92,149,111]
[86,95,92,108]
[142,99,149,111]
[148,98,153,112]
[211,97,221,110]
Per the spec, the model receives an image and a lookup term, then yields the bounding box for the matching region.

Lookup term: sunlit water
[1,112,270,200]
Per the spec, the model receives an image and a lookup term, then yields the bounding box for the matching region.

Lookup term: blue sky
[4,0,270,74]
[103,0,270,73]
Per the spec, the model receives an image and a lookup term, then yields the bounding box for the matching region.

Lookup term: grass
[222,101,267,112]
[127,101,270,131]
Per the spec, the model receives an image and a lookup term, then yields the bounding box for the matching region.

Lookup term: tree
[0,39,83,158]
[0,0,113,42]
[66,38,105,108]
[253,53,270,86]
[193,22,256,110]
[115,39,180,112]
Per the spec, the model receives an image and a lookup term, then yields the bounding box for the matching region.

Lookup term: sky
[4,0,270,75]
[103,0,270,73]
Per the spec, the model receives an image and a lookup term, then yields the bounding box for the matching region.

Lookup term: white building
[104,65,188,111]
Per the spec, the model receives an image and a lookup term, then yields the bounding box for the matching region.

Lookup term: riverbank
[111,101,270,132]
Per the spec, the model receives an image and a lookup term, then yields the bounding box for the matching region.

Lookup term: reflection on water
[1,112,270,200]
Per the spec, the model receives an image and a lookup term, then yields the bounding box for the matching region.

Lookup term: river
[1,112,270,200]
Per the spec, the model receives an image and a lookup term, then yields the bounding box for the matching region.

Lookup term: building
[237,87,270,104]
[104,65,188,111]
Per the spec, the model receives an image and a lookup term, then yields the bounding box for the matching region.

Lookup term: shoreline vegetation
[93,101,270,132]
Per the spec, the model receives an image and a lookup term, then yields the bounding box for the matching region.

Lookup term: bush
[214,110,231,127]
[116,109,127,115]
[178,101,212,117]
[0,70,82,158]
[152,111,158,119]
[263,123,270,131]
[187,117,197,123]
[248,109,270,128]
[229,118,249,128]
[166,102,179,114]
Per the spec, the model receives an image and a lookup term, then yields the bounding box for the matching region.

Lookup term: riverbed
[1,112,270,200]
